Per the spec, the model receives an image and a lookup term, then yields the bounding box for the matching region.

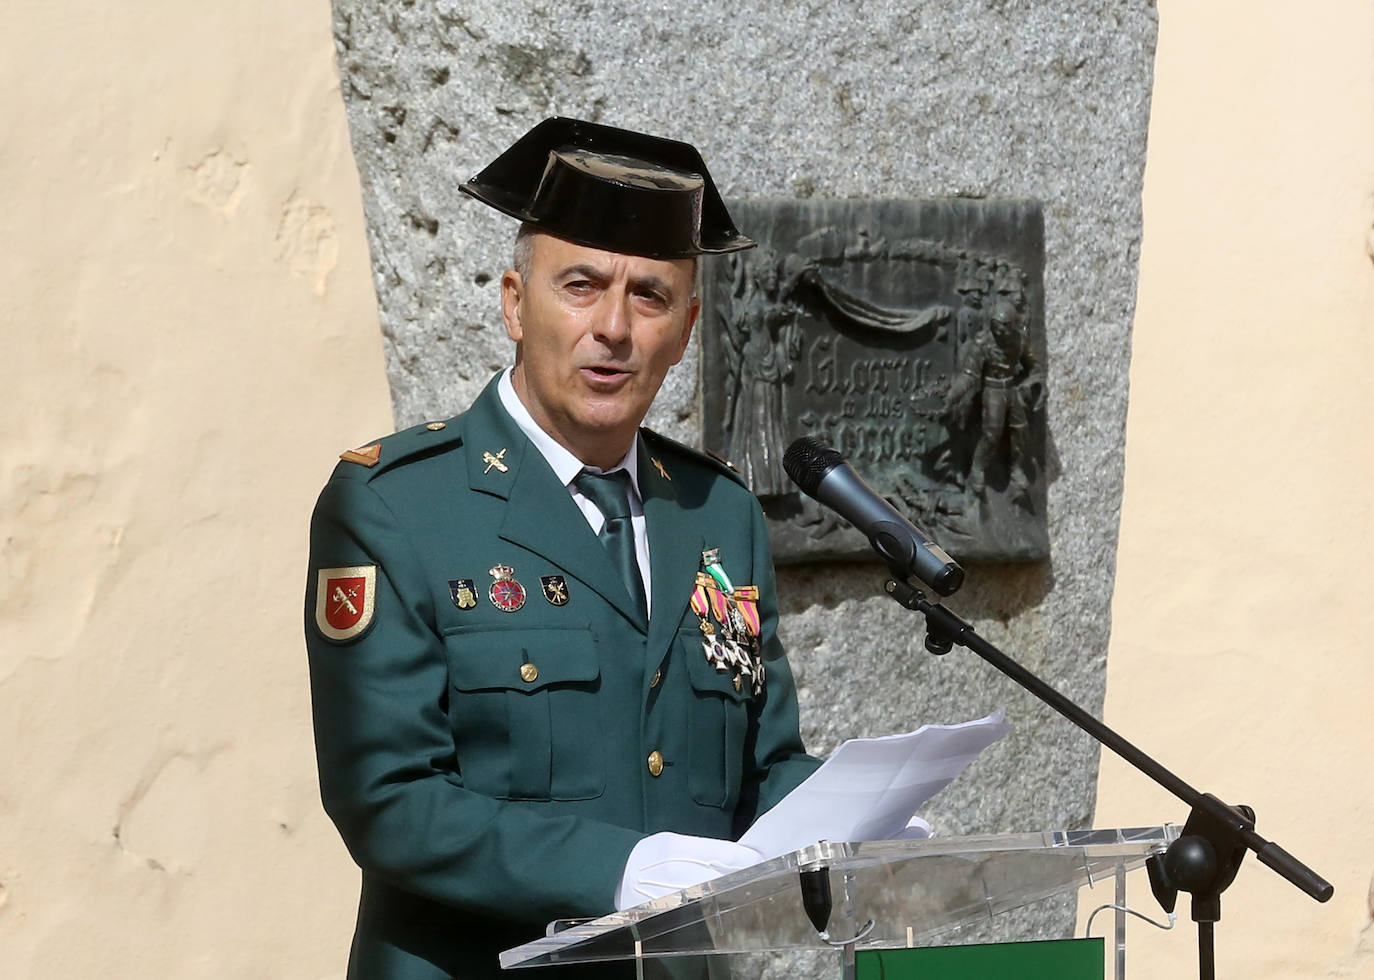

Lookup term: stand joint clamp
[884,577,958,654]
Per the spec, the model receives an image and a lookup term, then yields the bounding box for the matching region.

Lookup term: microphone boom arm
[882,575,1332,980]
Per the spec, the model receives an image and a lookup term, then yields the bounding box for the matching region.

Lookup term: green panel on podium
[856,938,1103,979]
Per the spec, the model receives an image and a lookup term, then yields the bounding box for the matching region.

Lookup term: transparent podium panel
[500,826,1177,970]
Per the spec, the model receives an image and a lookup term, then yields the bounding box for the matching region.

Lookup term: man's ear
[672,296,701,365]
[500,269,524,343]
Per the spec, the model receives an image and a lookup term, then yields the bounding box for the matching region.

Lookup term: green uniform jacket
[305,376,819,979]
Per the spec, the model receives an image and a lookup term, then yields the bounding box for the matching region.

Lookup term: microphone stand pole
[881,576,1331,980]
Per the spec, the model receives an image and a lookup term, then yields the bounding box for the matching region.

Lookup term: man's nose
[592,291,633,345]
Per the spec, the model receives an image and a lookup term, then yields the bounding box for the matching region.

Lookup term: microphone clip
[883,576,955,655]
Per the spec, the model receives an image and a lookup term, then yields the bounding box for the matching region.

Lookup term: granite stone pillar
[329,0,1158,965]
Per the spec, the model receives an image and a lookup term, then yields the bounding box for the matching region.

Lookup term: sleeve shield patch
[315,565,377,641]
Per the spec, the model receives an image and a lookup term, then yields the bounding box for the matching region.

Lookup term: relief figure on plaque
[720,249,804,495]
[954,253,991,350]
[946,296,1045,502]
[888,469,970,541]
[992,259,1028,311]
[701,199,1049,563]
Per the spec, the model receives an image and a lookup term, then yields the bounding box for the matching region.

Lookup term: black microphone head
[783,437,845,496]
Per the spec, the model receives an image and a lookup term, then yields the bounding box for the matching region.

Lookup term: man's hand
[615,832,763,910]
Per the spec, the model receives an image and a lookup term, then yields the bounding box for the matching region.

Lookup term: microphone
[783,437,965,597]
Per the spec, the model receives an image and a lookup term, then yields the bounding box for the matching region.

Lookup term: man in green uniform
[306,118,819,979]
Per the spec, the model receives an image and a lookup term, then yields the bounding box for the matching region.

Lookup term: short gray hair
[512,222,539,283]
[511,222,700,300]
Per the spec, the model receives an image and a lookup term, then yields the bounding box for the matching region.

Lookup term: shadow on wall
[778,559,1053,626]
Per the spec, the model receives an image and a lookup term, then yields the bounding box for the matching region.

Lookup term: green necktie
[575,469,647,619]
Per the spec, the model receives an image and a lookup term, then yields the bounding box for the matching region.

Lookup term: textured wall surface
[330,0,1158,956]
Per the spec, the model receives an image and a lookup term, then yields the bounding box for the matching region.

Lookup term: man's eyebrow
[555,262,610,283]
[628,273,673,296]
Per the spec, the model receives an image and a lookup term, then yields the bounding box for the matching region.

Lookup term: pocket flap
[447,627,599,693]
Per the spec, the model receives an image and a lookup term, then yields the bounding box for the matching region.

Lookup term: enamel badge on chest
[448,578,478,610]
[540,574,570,606]
[488,564,527,612]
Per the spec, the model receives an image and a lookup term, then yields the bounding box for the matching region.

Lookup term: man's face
[501,232,700,468]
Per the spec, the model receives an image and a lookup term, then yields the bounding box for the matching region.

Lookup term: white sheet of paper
[738,711,1010,860]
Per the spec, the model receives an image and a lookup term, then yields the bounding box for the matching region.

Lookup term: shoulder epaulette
[702,448,742,475]
[337,419,462,479]
[640,427,749,489]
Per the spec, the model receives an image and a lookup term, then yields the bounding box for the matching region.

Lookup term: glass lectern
[501,826,1177,979]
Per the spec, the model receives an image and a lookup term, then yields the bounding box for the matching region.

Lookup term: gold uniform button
[519,663,539,683]
[647,750,664,777]
[426,421,446,431]
[649,668,661,688]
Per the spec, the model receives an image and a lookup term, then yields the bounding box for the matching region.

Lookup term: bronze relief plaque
[701,198,1048,564]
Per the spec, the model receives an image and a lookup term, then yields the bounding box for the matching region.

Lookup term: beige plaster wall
[1,1,388,975]
[1081,1,1374,976]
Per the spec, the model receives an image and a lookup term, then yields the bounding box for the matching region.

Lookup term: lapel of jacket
[461,379,648,633]
[639,439,705,666]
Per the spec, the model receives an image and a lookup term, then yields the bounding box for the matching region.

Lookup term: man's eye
[564,279,594,293]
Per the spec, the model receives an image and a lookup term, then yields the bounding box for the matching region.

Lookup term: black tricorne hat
[460,117,755,259]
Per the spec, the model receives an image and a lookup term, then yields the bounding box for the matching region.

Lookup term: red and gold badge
[315,565,377,641]
[488,564,526,613]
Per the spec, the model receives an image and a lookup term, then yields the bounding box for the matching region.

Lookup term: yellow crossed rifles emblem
[482,448,509,474]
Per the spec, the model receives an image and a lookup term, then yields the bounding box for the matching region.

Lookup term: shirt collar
[497,368,642,496]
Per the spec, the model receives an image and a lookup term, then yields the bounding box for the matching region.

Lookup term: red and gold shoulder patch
[315,565,377,641]
[340,442,382,467]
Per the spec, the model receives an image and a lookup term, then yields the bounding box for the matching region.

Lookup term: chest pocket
[681,630,753,811]
[445,626,603,801]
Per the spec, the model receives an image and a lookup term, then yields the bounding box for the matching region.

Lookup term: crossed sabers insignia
[331,583,360,618]
[482,448,509,474]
